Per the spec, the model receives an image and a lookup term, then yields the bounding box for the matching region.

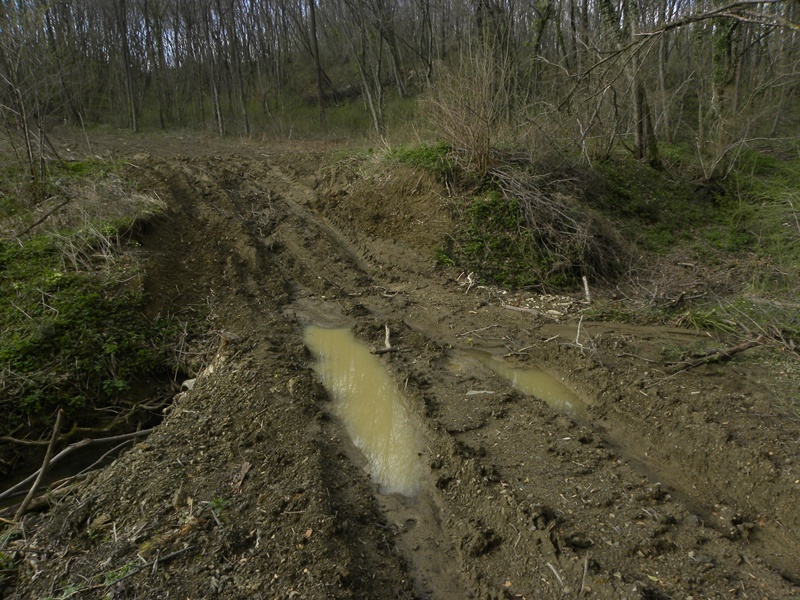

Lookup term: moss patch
[388,142,453,180]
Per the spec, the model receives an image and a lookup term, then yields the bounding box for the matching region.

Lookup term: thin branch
[665,336,766,374]
[0,428,154,502]
[14,199,71,238]
[647,1,798,35]
[14,408,63,521]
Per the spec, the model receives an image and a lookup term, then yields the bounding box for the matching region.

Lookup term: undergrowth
[448,190,543,288]
[440,158,630,290]
[433,140,800,314]
[0,161,203,438]
[0,235,187,435]
[579,143,800,354]
[729,147,800,297]
[677,147,800,346]
[589,153,716,253]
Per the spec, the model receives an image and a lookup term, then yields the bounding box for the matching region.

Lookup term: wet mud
[3,130,799,599]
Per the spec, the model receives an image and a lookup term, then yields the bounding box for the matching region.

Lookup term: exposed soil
[3,130,799,599]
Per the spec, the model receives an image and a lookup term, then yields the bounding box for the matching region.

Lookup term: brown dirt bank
[2,130,799,599]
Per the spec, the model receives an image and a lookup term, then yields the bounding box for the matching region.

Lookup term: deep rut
[8,149,799,600]
[148,154,800,597]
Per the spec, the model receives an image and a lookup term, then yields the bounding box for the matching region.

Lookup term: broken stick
[374,324,400,354]
[665,335,765,374]
[14,409,64,521]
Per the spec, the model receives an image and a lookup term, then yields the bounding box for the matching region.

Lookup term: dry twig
[15,199,71,238]
[665,335,766,374]
[0,428,154,502]
[490,169,626,283]
[14,409,63,521]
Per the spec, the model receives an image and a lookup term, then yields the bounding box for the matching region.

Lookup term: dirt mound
[2,132,799,599]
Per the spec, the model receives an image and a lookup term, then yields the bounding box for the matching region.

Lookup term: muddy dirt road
[5,133,800,599]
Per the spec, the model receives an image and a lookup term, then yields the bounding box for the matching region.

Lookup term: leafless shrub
[420,48,516,176]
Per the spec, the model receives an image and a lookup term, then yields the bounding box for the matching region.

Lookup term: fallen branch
[504,344,535,357]
[575,315,584,348]
[47,471,94,494]
[572,316,604,366]
[0,477,87,520]
[502,303,541,317]
[0,428,153,502]
[665,335,765,374]
[617,352,658,363]
[1,406,147,446]
[14,409,63,521]
[501,303,560,321]
[0,435,49,446]
[15,199,71,238]
[456,324,502,338]
[374,324,404,354]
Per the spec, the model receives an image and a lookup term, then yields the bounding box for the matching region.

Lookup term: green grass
[727,148,800,296]
[0,233,189,432]
[0,160,203,437]
[590,154,716,252]
[53,159,123,179]
[387,141,453,179]
[585,143,800,342]
[588,150,797,270]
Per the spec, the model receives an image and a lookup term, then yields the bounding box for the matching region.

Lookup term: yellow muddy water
[456,352,586,417]
[304,326,424,496]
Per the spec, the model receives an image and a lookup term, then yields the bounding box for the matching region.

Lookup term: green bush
[447,191,545,288]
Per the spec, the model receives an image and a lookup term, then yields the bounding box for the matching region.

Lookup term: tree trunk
[114,0,138,132]
[224,0,250,135]
[308,0,326,128]
[634,80,660,166]
[629,0,660,167]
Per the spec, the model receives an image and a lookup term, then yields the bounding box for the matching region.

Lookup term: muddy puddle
[451,351,587,417]
[304,325,424,496]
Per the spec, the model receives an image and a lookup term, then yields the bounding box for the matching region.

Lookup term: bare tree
[0,0,793,156]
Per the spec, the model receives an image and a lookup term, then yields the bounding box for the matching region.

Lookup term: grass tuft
[387,141,453,180]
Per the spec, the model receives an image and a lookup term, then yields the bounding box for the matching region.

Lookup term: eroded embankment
[3,147,799,600]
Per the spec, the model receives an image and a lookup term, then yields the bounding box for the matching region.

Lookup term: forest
[1,0,798,179]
